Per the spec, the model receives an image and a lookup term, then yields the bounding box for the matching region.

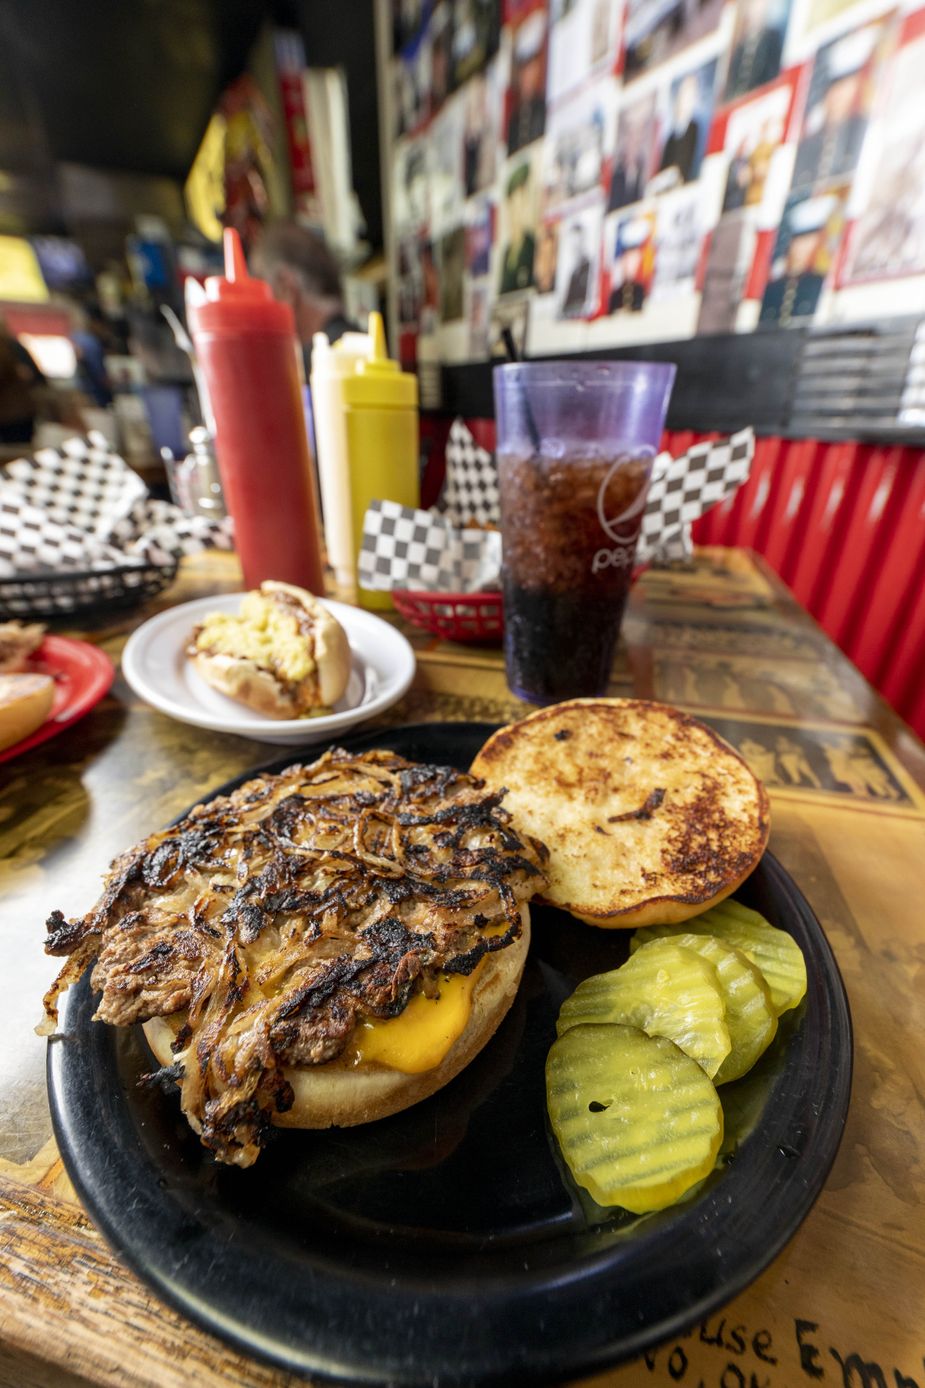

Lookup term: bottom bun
[143,905,530,1130]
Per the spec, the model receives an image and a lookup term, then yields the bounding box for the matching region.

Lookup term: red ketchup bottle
[187,227,325,593]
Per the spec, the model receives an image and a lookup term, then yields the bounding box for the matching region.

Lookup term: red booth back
[433,420,925,742]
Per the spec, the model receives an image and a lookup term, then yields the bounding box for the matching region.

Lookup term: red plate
[0,635,115,763]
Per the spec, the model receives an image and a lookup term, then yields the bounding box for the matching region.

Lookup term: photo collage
[388,0,925,364]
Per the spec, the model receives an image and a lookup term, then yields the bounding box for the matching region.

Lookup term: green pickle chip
[546,1023,724,1213]
[631,900,807,1016]
[557,939,731,1078]
[662,933,777,1084]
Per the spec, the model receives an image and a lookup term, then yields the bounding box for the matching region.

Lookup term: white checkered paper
[0,434,233,581]
[439,419,500,527]
[637,427,754,566]
[358,501,501,593]
[359,420,754,592]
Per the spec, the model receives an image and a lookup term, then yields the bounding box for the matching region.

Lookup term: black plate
[48,722,852,1387]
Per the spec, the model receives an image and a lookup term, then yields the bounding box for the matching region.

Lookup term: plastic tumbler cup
[493,360,676,704]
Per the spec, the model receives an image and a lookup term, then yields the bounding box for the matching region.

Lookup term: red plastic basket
[392,589,503,643]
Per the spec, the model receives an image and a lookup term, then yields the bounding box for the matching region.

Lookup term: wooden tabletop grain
[2,547,923,1388]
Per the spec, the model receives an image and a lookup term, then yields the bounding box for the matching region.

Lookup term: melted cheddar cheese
[353,965,484,1074]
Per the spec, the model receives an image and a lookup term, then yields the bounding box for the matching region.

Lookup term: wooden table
[2,547,924,1388]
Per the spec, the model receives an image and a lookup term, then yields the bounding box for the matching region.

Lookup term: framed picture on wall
[547,0,623,105]
[791,19,887,192]
[506,4,548,153]
[542,78,617,214]
[654,58,720,189]
[497,146,542,295]
[839,10,925,287]
[623,0,725,82]
[554,199,604,317]
[606,209,656,314]
[608,92,658,212]
[759,185,849,324]
[722,0,793,101]
[452,0,502,85]
[697,209,759,333]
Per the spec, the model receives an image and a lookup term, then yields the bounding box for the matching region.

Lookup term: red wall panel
[665,430,925,745]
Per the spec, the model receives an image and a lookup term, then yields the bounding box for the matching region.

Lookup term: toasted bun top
[471,699,769,928]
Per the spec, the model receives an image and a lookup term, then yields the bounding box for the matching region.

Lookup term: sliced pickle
[546,1023,724,1213]
[631,901,807,1016]
[663,933,777,1084]
[557,940,731,1079]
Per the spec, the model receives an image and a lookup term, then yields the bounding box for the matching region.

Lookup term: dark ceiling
[0,0,269,180]
[0,0,381,248]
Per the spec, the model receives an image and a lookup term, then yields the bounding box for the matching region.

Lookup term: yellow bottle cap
[342,312,418,408]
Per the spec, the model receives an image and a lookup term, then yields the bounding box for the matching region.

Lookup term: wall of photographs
[385,0,925,368]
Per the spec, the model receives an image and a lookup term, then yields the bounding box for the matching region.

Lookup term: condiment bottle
[311,312,418,609]
[187,228,325,593]
[309,329,373,588]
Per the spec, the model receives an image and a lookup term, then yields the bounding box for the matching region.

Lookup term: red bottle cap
[188,227,296,338]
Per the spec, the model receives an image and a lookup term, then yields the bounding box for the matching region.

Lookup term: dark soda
[498,448,651,703]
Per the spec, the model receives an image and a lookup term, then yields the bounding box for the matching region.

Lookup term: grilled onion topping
[40,748,548,1166]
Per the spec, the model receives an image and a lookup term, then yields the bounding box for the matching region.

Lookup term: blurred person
[254,222,357,376]
[775,735,822,788]
[0,317,45,445]
[71,302,113,406]
[740,736,780,784]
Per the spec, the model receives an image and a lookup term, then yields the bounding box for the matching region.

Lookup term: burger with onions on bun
[40,748,548,1166]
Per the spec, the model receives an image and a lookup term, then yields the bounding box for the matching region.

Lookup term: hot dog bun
[188,582,350,718]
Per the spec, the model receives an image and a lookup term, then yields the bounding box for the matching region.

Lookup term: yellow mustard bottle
[340,312,419,611]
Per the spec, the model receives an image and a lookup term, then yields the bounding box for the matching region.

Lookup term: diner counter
[1,546,924,1388]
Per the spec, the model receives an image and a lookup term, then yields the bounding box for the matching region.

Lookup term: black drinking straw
[501,328,541,453]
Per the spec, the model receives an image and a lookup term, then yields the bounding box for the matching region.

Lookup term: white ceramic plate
[121,595,416,744]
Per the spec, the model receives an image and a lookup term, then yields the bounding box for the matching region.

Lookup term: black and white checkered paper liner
[638,427,754,565]
[359,502,501,592]
[439,419,500,527]
[358,423,754,592]
[0,434,233,578]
